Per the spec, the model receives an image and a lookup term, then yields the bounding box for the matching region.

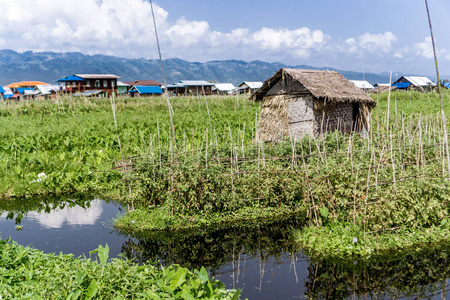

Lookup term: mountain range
[0,49,423,87]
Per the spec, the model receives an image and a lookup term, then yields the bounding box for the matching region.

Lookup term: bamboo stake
[425,0,450,177]
[149,0,177,149]
[386,71,393,136]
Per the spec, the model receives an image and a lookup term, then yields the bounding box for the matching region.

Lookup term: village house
[117,81,131,94]
[349,80,374,91]
[392,76,436,91]
[32,85,61,100]
[3,87,14,99]
[212,83,235,95]
[370,85,397,94]
[164,80,214,96]
[5,81,50,100]
[251,68,376,142]
[57,74,119,97]
[164,82,186,95]
[128,85,163,97]
[234,81,263,95]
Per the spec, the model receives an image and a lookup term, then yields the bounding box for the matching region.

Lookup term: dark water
[1,196,450,299]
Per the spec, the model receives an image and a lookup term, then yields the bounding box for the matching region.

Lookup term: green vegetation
[295,222,450,259]
[3,91,450,262]
[0,96,257,198]
[0,238,240,299]
[114,91,450,260]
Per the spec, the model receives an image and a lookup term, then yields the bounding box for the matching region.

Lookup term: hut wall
[313,102,354,134]
[257,95,314,142]
[287,96,315,139]
[257,95,289,142]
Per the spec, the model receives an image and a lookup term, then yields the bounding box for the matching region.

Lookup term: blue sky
[2,0,450,76]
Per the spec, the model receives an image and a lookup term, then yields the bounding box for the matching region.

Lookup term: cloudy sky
[1,0,450,75]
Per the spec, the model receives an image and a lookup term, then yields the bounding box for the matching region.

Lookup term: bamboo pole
[149,0,177,149]
[425,0,450,177]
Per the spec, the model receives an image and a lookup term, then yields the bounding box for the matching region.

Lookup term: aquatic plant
[0,238,241,299]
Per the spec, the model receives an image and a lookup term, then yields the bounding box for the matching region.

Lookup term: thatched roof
[370,85,398,94]
[251,68,376,106]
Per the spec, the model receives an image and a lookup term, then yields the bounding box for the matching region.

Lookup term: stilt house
[251,68,376,142]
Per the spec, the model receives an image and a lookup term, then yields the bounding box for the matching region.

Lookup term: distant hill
[0,49,399,86]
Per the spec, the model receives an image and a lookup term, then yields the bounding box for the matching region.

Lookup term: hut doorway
[352,103,360,131]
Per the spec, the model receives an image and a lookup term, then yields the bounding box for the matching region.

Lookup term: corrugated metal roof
[401,76,436,87]
[349,80,374,89]
[75,74,120,79]
[135,80,162,86]
[6,81,49,88]
[34,85,60,94]
[239,81,263,89]
[213,83,235,91]
[178,80,214,86]
[3,87,13,95]
[57,76,85,82]
[0,86,4,93]
[129,86,162,94]
[117,81,130,87]
[443,82,450,89]
[73,90,104,97]
[392,82,412,89]
[17,88,34,94]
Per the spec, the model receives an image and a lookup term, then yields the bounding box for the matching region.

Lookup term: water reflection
[0,194,127,258]
[306,245,450,299]
[0,194,96,226]
[118,216,309,299]
[26,199,103,228]
[119,216,304,272]
[2,194,450,299]
[118,216,450,300]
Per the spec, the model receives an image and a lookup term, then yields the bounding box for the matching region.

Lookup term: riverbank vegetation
[0,238,240,299]
[2,91,450,260]
[114,90,450,259]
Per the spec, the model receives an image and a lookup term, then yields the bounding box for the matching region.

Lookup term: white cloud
[0,0,163,56]
[414,37,450,61]
[1,0,446,73]
[344,32,398,56]
[251,27,327,58]
[415,37,434,59]
[0,0,331,62]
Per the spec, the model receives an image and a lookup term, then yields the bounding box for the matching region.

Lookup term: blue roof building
[392,82,411,89]
[442,82,450,89]
[129,85,162,97]
[57,76,85,82]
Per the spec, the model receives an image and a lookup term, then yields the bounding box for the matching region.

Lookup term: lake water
[1,196,449,299]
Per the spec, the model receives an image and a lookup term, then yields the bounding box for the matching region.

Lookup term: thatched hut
[251,68,376,142]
